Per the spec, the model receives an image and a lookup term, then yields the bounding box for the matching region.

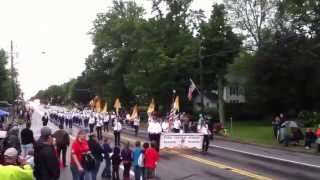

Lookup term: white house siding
[223,86,245,103]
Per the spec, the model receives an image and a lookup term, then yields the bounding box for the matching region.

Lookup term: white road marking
[211,144,320,169]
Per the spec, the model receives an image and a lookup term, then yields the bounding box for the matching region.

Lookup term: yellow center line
[106,132,273,180]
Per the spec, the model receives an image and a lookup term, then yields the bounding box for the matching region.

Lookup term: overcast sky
[0,0,217,99]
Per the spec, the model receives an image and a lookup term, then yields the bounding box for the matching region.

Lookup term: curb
[212,135,320,155]
[210,144,320,170]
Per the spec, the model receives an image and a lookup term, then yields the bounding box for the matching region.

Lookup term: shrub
[297,111,320,127]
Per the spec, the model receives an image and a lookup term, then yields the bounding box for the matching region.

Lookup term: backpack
[81,152,96,170]
[138,153,144,167]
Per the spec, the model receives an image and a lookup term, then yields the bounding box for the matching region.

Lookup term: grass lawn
[225,121,279,146]
[224,121,320,153]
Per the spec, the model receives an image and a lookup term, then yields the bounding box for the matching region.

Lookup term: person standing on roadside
[102,137,113,179]
[133,141,143,180]
[142,142,149,180]
[272,116,280,138]
[111,146,122,180]
[20,123,34,157]
[3,126,21,156]
[279,113,286,125]
[70,129,90,180]
[315,125,320,152]
[144,141,159,180]
[53,124,70,168]
[42,113,49,126]
[0,147,34,180]
[34,127,60,180]
[121,141,132,180]
[88,133,103,180]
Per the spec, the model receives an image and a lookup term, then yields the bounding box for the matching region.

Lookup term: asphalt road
[31,105,320,180]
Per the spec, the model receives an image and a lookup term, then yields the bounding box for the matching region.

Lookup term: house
[223,85,245,103]
[193,92,218,112]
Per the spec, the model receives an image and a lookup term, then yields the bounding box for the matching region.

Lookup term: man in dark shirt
[20,123,34,157]
[305,128,317,149]
[88,133,103,180]
[34,127,60,180]
[42,113,49,126]
[53,124,70,168]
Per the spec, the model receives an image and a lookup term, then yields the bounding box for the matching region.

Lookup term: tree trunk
[217,74,225,125]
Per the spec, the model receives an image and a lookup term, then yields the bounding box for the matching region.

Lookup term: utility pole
[10,40,16,121]
[199,46,204,113]
[10,40,15,100]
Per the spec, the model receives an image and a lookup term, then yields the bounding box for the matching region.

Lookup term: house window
[230,86,239,96]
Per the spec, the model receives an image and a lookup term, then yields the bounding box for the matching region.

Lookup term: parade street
[30,104,320,180]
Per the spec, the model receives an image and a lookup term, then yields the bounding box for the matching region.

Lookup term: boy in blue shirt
[132,141,143,180]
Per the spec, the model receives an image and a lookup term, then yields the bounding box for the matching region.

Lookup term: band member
[103,113,110,132]
[84,114,89,128]
[161,120,169,133]
[96,114,103,140]
[65,113,69,128]
[173,115,181,133]
[147,115,156,141]
[89,114,96,133]
[198,120,211,153]
[113,117,122,146]
[154,119,162,152]
[133,115,140,136]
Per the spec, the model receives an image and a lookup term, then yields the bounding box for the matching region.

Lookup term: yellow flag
[113,98,121,112]
[95,99,101,112]
[131,104,138,119]
[147,98,155,115]
[173,96,180,112]
[89,100,94,108]
[101,102,107,113]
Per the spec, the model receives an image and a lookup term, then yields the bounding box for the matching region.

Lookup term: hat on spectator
[41,126,52,137]
[4,147,18,157]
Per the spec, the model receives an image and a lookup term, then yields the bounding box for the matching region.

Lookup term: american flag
[167,107,177,129]
[188,78,197,101]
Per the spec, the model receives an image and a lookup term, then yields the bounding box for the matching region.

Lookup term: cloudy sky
[0,0,217,99]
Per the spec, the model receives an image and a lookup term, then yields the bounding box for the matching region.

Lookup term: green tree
[225,0,278,50]
[200,4,242,124]
[0,49,8,100]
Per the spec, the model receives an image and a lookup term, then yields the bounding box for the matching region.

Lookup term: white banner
[160,133,204,149]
